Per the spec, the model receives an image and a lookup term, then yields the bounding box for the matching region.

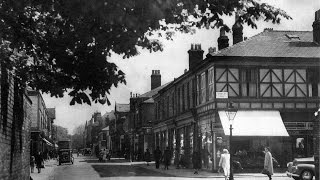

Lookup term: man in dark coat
[35,152,43,173]
[144,148,151,166]
[162,147,171,170]
[192,151,201,174]
[153,146,162,169]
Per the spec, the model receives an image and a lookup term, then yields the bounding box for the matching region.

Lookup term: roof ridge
[268,30,311,32]
[214,30,267,55]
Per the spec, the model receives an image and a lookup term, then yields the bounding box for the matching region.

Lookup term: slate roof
[215,30,320,58]
[138,82,172,98]
[143,98,154,103]
[115,103,130,112]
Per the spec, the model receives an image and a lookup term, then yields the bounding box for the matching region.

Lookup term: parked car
[287,156,315,180]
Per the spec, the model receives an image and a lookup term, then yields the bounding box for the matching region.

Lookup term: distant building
[129,70,171,160]
[28,89,53,156]
[111,103,130,157]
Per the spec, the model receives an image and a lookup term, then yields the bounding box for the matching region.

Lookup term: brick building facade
[0,65,33,180]
[153,9,320,171]
[129,70,170,160]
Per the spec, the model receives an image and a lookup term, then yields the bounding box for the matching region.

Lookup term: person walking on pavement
[30,155,35,173]
[144,148,151,166]
[263,147,274,180]
[192,151,201,174]
[162,147,171,170]
[35,152,44,173]
[153,146,162,169]
[219,149,230,180]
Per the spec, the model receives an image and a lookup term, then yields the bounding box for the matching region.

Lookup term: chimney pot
[188,43,204,70]
[313,9,320,45]
[151,69,161,90]
[218,27,229,50]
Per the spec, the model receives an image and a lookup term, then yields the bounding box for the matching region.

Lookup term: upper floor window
[187,81,190,109]
[241,69,257,97]
[182,84,185,112]
[208,67,214,100]
[307,68,320,97]
[200,72,206,104]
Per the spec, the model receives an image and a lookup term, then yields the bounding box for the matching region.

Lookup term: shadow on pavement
[91,165,175,177]
[79,159,129,163]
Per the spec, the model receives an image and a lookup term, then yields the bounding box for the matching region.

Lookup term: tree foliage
[0,0,291,105]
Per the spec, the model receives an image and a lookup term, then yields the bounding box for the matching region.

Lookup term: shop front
[210,110,290,170]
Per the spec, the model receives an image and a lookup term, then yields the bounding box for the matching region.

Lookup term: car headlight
[292,160,298,166]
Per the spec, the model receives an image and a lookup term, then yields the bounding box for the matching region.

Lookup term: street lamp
[225,102,237,180]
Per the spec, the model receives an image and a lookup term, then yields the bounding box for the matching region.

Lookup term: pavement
[30,159,57,180]
[135,161,288,179]
[30,156,289,180]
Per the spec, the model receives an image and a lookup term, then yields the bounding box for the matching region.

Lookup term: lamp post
[225,102,237,180]
[314,108,320,180]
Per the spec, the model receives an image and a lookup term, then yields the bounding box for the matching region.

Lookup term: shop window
[296,138,305,157]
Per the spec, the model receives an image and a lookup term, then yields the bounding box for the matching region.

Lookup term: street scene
[31,154,295,180]
[0,0,320,180]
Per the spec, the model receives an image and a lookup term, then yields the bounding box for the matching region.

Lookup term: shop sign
[216,92,228,99]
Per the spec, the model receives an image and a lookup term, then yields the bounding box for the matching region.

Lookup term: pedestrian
[35,152,44,173]
[153,146,162,169]
[99,150,104,162]
[218,149,230,180]
[192,151,201,174]
[263,147,274,180]
[202,147,210,169]
[144,148,151,166]
[162,147,171,170]
[30,156,35,173]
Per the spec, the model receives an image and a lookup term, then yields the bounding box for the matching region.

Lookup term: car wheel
[300,170,314,180]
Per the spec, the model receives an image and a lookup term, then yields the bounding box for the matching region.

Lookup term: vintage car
[58,149,74,165]
[287,156,315,180]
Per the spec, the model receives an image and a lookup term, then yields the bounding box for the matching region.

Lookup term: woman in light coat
[264,147,274,180]
[219,149,230,180]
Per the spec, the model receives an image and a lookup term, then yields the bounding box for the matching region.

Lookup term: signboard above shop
[216,92,228,99]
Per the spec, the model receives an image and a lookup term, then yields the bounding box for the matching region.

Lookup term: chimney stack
[206,47,216,58]
[151,70,161,90]
[232,13,243,44]
[188,43,204,70]
[218,27,229,50]
[313,9,320,45]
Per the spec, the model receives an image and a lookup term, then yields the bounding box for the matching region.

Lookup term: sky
[43,0,320,134]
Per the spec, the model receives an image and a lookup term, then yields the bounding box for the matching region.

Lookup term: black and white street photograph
[0,0,319,180]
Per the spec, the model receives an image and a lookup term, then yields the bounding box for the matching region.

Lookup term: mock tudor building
[153,9,320,171]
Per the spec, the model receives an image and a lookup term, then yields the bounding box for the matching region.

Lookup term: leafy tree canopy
[0,0,291,105]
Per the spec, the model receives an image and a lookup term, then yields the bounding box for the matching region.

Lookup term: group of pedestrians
[30,152,45,173]
[152,146,171,170]
[218,147,274,180]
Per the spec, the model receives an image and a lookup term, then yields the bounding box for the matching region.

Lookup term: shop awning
[42,138,53,146]
[218,110,289,136]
